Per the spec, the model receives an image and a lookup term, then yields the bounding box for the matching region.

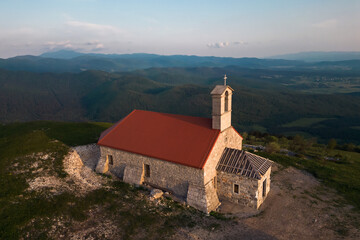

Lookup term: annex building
[96,77,272,213]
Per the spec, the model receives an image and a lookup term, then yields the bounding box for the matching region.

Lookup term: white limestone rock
[150,189,163,199]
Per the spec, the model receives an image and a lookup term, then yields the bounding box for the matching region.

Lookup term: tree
[265,142,281,153]
[265,135,278,144]
[290,135,306,152]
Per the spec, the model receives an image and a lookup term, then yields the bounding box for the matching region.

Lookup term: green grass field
[282,118,331,128]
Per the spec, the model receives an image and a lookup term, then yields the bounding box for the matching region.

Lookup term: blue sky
[0,0,359,58]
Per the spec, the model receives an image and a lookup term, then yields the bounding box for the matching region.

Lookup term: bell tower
[210,74,234,131]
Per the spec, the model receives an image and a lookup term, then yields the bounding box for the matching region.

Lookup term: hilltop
[0,121,359,239]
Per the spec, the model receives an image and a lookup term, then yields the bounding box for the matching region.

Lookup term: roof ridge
[137,109,212,120]
[244,151,272,178]
[243,153,261,179]
[245,150,273,164]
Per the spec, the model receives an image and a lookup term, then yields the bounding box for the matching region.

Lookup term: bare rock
[150,189,163,199]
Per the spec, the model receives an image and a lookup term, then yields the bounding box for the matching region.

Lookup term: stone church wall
[186,178,220,212]
[187,126,243,211]
[216,171,258,208]
[97,146,204,198]
[256,167,271,207]
[203,127,243,185]
[216,166,272,209]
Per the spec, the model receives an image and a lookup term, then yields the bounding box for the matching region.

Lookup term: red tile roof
[98,110,221,169]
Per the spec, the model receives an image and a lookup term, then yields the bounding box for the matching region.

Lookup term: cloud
[313,19,338,28]
[233,41,248,45]
[84,40,105,51]
[45,40,73,50]
[207,41,248,48]
[92,43,104,51]
[207,42,230,48]
[66,20,122,34]
[42,40,106,52]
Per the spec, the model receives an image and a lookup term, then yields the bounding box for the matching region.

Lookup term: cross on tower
[224,74,227,86]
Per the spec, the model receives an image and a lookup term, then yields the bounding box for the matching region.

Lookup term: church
[95,76,272,213]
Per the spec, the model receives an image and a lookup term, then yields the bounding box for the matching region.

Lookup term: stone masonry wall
[216,171,258,208]
[203,127,243,185]
[187,179,220,212]
[194,127,243,211]
[97,146,204,198]
[216,166,272,209]
[256,167,271,207]
[212,89,233,131]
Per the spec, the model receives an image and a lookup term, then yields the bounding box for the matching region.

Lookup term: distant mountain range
[0,50,304,73]
[40,50,86,59]
[269,51,360,62]
[0,50,360,73]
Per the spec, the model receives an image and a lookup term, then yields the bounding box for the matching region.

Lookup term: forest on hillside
[1,53,360,144]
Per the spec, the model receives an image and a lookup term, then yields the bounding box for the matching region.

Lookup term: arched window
[225,91,229,112]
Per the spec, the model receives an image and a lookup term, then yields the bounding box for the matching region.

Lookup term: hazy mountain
[269,51,360,62]
[0,50,360,74]
[0,51,359,74]
[0,51,307,73]
[40,50,86,59]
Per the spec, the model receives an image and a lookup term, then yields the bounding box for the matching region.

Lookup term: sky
[0,0,359,58]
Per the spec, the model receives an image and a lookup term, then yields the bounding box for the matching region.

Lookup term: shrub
[265,142,280,153]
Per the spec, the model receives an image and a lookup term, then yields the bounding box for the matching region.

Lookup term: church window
[213,176,217,189]
[225,91,229,112]
[234,183,239,194]
[145,164,150,177]
[107,155,113,165]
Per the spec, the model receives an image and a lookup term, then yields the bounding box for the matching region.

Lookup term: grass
[282,117,330,128]
[209,211,231,221]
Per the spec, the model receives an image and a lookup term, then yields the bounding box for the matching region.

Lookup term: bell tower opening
[210,75,234,131]
[225,91,229,112]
